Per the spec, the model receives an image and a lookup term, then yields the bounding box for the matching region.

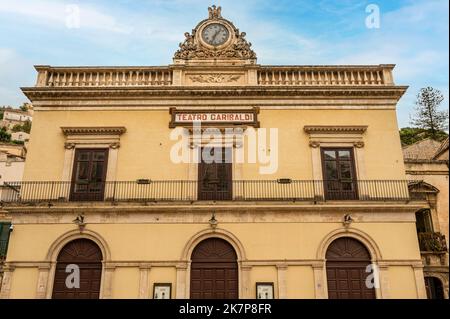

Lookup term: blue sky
[0,0,448,128]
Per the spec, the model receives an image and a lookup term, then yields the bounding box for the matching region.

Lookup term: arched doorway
[52,239,103,299]
[190,238,238,299]
[326,237,376,299]
[425,277,445,299]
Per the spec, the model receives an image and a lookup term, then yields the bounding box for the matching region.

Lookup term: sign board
[153,283,172,299]
[170,108,260,128]
[256,283,274,299]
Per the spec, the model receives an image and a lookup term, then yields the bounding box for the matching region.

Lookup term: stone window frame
[185,127,247,200]
[60,127,126,183]
[304,126,368,182]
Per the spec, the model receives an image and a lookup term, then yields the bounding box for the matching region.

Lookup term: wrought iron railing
[418,232,448,252]
[0,180,418,203]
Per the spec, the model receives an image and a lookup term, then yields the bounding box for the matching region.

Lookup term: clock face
[202,23,230,46]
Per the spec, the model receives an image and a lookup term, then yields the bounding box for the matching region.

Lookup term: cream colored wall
[387,266,419,299]
[9,268,38,299]
[286,266,315,299]
[0,161,25,183]
[5,218,422,299]
[24,109,407,181]
[112,268,140,299]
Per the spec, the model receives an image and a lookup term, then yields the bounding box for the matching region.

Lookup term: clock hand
[211,30,220,42]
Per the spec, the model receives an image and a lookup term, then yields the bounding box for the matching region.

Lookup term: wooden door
[326,237,376,299]
[52,239,103,299]
[321,148,358,200]
[190,238,238,299]
[198,147,232,201]
[70,149,109,201]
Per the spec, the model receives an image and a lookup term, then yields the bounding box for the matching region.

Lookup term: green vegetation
[12,120,32,134]
[400,87,449,146]
[400,127,448,146]
[0,127,11,143]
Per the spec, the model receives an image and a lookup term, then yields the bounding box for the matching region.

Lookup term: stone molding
[304,125,368,135]
[61,126,126,136]
[22,86,408,101]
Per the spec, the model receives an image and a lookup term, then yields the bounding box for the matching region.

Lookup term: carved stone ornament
[208,5,222,19]
[309,141,321,148]
[64,142,76,150]
[189,74,241,83]
[353,141,365,148]
[109,142,121,149]
[174,6,257,61]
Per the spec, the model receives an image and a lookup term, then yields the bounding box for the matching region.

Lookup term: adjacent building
[0,7,435,299]
[404,138,449,299]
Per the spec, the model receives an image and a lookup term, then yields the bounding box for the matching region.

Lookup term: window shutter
[0,222,11,259]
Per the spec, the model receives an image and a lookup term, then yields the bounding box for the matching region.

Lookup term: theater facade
[0,6,430,299]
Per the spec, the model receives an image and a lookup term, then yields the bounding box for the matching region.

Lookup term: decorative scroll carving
[189,74,241,84]
[174,7,257,60]
[64,143,76,150]
[309,141,321,148]
[353,141,365,148]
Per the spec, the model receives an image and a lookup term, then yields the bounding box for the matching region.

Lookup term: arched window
[190,238,238,299]
[52,239,103,299]
[425,277,444,299]
[326,237,376,299]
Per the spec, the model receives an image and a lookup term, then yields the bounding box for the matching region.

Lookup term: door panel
[70,149,109,202]
[326,238,375,300]
[52,239,103,299]
[190,238,238,299]
[198,147,232,201]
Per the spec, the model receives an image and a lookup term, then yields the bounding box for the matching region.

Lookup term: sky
[0,0,448,128]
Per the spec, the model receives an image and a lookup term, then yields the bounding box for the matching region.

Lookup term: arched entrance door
[326,237,376,299]
[190,238,238,299]
[52,239,103,299]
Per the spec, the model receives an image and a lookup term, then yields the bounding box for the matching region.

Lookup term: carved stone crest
[208,5,222,19]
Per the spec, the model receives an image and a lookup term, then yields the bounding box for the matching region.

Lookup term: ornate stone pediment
[173,6,257,63]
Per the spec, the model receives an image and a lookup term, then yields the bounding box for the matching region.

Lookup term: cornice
[304,125,368,135]
[2,202,424,215]
[61,126,127,136]
[21,86,408,102]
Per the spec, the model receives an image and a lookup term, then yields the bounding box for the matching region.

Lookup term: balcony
[418,232,448,253]
[0,180,417,204]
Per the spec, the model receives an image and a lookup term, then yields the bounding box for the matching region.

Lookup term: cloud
[0,0,132,33]
[0,49,35,106]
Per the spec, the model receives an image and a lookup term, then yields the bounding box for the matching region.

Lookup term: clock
[201,23,230,46]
